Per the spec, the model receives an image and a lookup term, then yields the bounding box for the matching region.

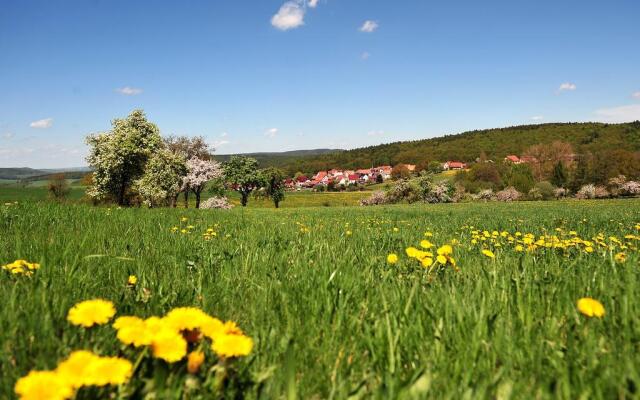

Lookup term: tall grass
[1,199,639,398]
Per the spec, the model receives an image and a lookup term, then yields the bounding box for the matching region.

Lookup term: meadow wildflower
[577,297,605,318]
[151,328,188,363]
[387,253,398,264]
[212,333,253,358]
[127,275,138,286]
[482,249,495,258]
[2,259,40,276]
[420,240,433,249]
[14,370,73,400]
[614,252,626,263]
[113,316,154,347]
[67,299,116,328]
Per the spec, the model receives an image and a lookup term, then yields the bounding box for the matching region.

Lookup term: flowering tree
[86,110,163,205]
[134,149,187,207]
[182,157,223,208]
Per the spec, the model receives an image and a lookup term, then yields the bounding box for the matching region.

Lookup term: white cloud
[265,128,278,138]
[594,104,640,123]
[308,0,319,8]
[212,140,229,148]
[271,2,305,31]
[2,132,14,140]
[115,86,143,95]
[367,130,384,137]
[361,51,370,60]
[359,20,378,33]
[220,132,228,137]
[558,82,576,92]
[632,91,640,99]
[530,115,544,121]
[29,118,53,129]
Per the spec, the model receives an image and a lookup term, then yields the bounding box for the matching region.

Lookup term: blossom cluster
[2,259,40,276]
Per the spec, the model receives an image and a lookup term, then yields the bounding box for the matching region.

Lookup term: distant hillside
[247,122,640,175]
[214,148,341,167]
[0,167,91,181]
[0,168,48,180]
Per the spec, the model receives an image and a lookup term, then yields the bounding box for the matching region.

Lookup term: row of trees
[85,110,287,208]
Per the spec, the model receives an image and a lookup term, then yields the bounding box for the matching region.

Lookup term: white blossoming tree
[85,110,163,205]
[134,149,187,207]
[183,157,223,208]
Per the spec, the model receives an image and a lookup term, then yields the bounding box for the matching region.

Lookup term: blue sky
[1,0,639,168]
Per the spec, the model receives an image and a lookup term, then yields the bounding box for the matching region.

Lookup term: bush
[47,174,71,201]
[200,196,233,209]
[528,187,543,201]
[620,181,640,196]
[594,186,609,199]
[534,181,555,200]
[475,189,495,201]
[424,182,453,203]
[360,191,387,206]
[554,187,569,199]
[495,186,521,202]
[576,184,595,199]
[385,180,418,204]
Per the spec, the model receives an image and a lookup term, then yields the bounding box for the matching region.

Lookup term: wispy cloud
[1,132,14,140]
[530,115,544,121]
[212,140,229,148]
[29,118,53,129]
[359,20,378,33]
[632,91,640,99]
[308,0,319,8]
[265,128,278,138]
[115,86,143,95]
[271,1,305,31]
[594,104,640,123]
[361,51,370,60]
[558,82,576,92]
[220,132,228,137]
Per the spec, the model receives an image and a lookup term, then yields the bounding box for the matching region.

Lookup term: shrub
[554,187,569,199]
[476,189,495,201]
[534,181,555,200]
[424,182,453,203]
[360,191,387,206]
[495,186,521,202]
[528,187,543,201]
[200,196,233,210]
[594,186,609,199]
[47,174,71,201]
[385,180,418,204]
[576,184,596,199]
[620,181,640,196]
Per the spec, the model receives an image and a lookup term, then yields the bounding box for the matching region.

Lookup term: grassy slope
[1,200,639,398]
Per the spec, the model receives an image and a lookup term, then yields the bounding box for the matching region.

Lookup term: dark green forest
[223,122,640,176]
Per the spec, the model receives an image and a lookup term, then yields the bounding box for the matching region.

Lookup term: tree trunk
[274,200,279,208]
[183,191,189,208]
[195,190,201,209]
[171,194,178,208]
[118,175,127,206]
[241,192,248,207]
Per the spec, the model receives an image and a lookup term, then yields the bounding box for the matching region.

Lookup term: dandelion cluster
[1,259,40,276]
[15,351,132,400]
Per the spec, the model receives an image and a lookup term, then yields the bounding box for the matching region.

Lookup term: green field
[2,198,640,398]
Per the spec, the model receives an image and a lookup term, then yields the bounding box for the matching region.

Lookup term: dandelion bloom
[577,297,605,318]
[85,356,133,386]
[14,370,73,400]
[405,247,419,258]
[482,249,495,258]
[386,253,398,264]
[56,350,98,388]
[437,245,453,256]
[614,253,626,263]
[151,328,188,363]
[67,299,116,328]
[127,275,138,285]
[113,316,154,347]
[187,350,205,374]
[420,257,433,267]
[212,333,253,358]
[420,240,433,249]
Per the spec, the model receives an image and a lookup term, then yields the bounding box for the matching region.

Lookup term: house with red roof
[442,161,467,170]
[504,155,521,163]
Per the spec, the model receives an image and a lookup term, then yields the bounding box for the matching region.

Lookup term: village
[285,154,542,190]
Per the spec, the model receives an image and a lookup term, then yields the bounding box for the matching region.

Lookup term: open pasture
[1,199,640,398]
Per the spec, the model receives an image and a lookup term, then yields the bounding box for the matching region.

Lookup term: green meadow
[2,195,639,398]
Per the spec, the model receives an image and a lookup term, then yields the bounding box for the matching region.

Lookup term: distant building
[442,161,467,170]
[504,155,521,163]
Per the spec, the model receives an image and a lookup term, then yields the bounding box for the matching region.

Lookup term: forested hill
[231,122,640,175]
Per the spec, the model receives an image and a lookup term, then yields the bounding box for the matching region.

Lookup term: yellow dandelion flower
[113,316,154,347]
[584,246,594,253]
[386,253,398,264]
[187,350,205,374]
[481,249,495,258]
[577,297,605,318]
[346,230,352,236]
[85,356,133,386]
[437,245,453,256]
[127,275,137,286]
[420,240,433,249]
[515,245,524,252]
[56,350,98,388]
[15,370,73,400]
[614,252,626,263]
[67,299,116,328]
[393,227,399,232]
[405,247,419,258]
[212,333,253,358]
[420,257,433,267]
[436,255,447,264]
[151,328,187,363]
